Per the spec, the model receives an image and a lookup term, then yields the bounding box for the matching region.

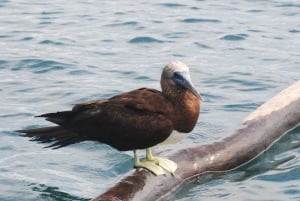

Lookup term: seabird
[17,61,202,175]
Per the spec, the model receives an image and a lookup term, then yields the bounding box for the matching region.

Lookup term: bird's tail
[17,126,83,149]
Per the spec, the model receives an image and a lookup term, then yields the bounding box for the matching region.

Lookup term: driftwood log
[92,80,300,201]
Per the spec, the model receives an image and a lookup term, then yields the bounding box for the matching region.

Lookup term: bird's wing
[109,88,170,114]
[39,88,175,150]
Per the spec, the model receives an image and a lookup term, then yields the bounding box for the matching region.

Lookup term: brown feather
[17,61,201,151]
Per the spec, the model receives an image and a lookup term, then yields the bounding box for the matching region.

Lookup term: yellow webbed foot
[134,159,166,175]
[133,148,178,175]
[134,149,166,175]
[147,156,177,174]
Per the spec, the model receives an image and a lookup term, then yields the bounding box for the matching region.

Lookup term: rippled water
[0,0,299,200]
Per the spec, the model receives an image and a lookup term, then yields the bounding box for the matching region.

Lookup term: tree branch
[92,81,300,201]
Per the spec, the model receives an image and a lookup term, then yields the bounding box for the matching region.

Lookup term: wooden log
[92,80,300,201]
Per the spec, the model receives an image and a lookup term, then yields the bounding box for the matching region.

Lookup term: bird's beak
[172,72,202,100]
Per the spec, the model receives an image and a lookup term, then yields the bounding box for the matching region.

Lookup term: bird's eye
[173,72,182,79]
[173,72,184,80]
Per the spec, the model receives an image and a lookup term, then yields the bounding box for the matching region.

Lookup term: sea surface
[0,0,300,200]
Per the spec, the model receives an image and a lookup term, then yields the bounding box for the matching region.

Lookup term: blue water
[0,0,299,200]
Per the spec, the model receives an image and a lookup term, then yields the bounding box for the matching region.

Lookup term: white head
[162,61,191,81]
[161,61,200,98]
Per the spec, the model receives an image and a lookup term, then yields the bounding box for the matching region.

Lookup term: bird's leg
[133,150,165,175]
[145,148,177,174]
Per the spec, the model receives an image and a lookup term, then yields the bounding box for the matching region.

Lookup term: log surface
[92,80,300,201]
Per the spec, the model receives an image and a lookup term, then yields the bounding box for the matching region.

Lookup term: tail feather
[17,126,83,149]
[36,111,75,125]
[46,135,82,149]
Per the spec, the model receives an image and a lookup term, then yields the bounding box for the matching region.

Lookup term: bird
[17,61,202,175]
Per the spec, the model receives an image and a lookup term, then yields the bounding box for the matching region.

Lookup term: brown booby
[17,61,201,175]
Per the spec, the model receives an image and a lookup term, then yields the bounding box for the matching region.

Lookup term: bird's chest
[158,130,187,146]
[173,94,200,133]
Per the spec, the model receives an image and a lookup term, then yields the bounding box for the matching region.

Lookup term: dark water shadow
[30,183,90,201]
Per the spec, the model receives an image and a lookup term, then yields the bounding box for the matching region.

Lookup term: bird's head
[161,61,201,99]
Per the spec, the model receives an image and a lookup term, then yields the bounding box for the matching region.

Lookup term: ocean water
[0,0,299,200]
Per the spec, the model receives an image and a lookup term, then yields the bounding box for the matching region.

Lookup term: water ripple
[257,165,300,182]
[105,21,138,27]
[247,9,264,13]
[39,40,65,46]
[289,29,300,33]
[181,18,221,23]
[158,3,186,8]
[68,70,92,76]
[21,36,34,41]
[31,184,89,201]
[194,42,212,49]
[276,3,300,8]
[0,35,10,38]
[220,34,249,41]
[10,59,71,74]
[223,102,259,112]
[164,32,188,39]
[129,36,165,44]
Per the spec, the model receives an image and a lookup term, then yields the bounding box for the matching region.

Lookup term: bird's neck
[162,86,200,133]
[175,90,200,133]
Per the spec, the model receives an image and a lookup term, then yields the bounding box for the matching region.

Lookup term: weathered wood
[92,81,300,201]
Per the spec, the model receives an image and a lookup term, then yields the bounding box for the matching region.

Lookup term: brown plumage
[17,61,201,174]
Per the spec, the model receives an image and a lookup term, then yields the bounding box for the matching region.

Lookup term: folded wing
[18,88,175,151]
